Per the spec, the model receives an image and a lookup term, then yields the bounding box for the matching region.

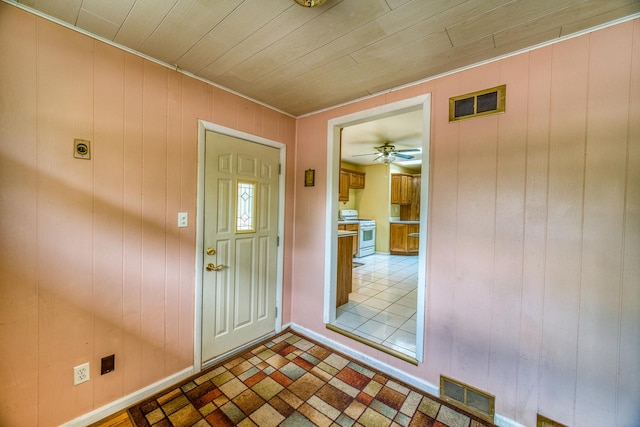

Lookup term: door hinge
[275,307,278,318]
[277,235,280,246]
[278,163,282,175]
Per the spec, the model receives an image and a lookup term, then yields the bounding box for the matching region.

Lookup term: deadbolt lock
[206,248,215,256]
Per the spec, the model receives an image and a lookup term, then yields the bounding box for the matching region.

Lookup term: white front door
[201,130,280,363]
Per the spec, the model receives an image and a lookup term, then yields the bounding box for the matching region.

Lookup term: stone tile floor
[127,330,494,427]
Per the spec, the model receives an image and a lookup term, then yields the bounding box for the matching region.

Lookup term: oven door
[358,225,376,256]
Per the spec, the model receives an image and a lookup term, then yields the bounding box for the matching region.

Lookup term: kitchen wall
[0,4,295,426]
[358,163,392,252]
[293,18,640,427]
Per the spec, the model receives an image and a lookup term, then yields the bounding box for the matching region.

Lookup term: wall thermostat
[74,138,91,160]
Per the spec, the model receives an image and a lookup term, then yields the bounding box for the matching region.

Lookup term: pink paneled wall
[293,20,640,427]
[0,4,295,426]
[1,2,638,426]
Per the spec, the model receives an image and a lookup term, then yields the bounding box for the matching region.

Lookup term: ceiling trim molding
[1,0,296,119]
[297,12,640,119]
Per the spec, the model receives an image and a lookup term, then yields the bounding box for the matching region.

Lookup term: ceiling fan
[352,141,420,163]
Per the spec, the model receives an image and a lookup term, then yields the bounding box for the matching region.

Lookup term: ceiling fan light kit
[353,141,420,165]
[293,0,326,7]
[377,154,396,164]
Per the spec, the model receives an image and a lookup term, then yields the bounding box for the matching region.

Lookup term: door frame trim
[324,94,431,363]
[194,120,287,370]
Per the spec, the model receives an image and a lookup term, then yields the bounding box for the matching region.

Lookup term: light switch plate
[178,212,188,228]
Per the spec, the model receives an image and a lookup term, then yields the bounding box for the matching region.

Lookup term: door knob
[206,247,216,256]
[206,263,225,271]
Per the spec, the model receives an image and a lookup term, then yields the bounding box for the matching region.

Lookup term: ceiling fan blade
[395,153,414,159]
[395,148,421,153]
[351,152,378,157]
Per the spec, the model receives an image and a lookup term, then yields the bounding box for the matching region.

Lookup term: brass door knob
[206,248,215,256]
[206,263,225,271]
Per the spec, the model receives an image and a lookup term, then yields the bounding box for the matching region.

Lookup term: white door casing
[324,95,430,363]
[198,125,284,366]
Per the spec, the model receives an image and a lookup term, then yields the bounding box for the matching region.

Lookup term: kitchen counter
[338,230,357,237]
[389,220,420,224]
[338,220,359,225]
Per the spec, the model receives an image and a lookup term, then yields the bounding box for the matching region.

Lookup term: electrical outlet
[178,212,188,228]
[73,362,90,385]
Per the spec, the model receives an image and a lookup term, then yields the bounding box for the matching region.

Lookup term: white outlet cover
[73,362,90,385]
[178,212,188,228]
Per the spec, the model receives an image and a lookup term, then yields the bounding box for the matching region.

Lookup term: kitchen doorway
[323,94,431,363]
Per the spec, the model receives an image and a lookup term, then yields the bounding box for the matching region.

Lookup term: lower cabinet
[389,223,419,255]
[338,223,358,256]
[407,224,419,253]
[336,234,353,307]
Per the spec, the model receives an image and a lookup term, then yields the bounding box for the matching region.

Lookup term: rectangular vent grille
[449,84,506,121]
[537,414,569,427]
[440,376,495,423]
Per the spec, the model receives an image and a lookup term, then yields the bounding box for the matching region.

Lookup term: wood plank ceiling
[12,0,640,116]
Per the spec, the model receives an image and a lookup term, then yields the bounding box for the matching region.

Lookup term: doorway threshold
[326,323,418,366]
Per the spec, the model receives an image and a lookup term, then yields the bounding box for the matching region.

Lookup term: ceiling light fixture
[377,154,396,164]
[293,0,326,7]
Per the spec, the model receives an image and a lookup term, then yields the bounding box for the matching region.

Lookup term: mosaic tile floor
[128,330,494,427]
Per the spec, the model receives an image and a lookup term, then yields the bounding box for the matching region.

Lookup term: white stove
[339,210,376,257]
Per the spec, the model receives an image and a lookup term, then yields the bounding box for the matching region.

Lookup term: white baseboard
[290,323,526,427]
[63,324,527,427]
[290,323,439,396]
[60,366,195,427]
[494,414,527,427]
[280,321,292,331]
[65,325,294,426]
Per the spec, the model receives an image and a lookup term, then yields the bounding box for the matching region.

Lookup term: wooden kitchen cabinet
[400,175,421,221]
[390,174,412,205]
[336,233,354,307]
[389,223,419,255]
[348,170,365,189]
[389,223,407,254]
[407,224,420,253]
[339,170,350,201]
[338,223,359,256]
[391,175,401,204]
[338,169,365,202]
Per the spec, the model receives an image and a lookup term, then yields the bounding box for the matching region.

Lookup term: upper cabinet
[348,170,365,189]
[391,173,421,221]
[390,174,412,205]
[339,168,365,201]
[339,170,350,201]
